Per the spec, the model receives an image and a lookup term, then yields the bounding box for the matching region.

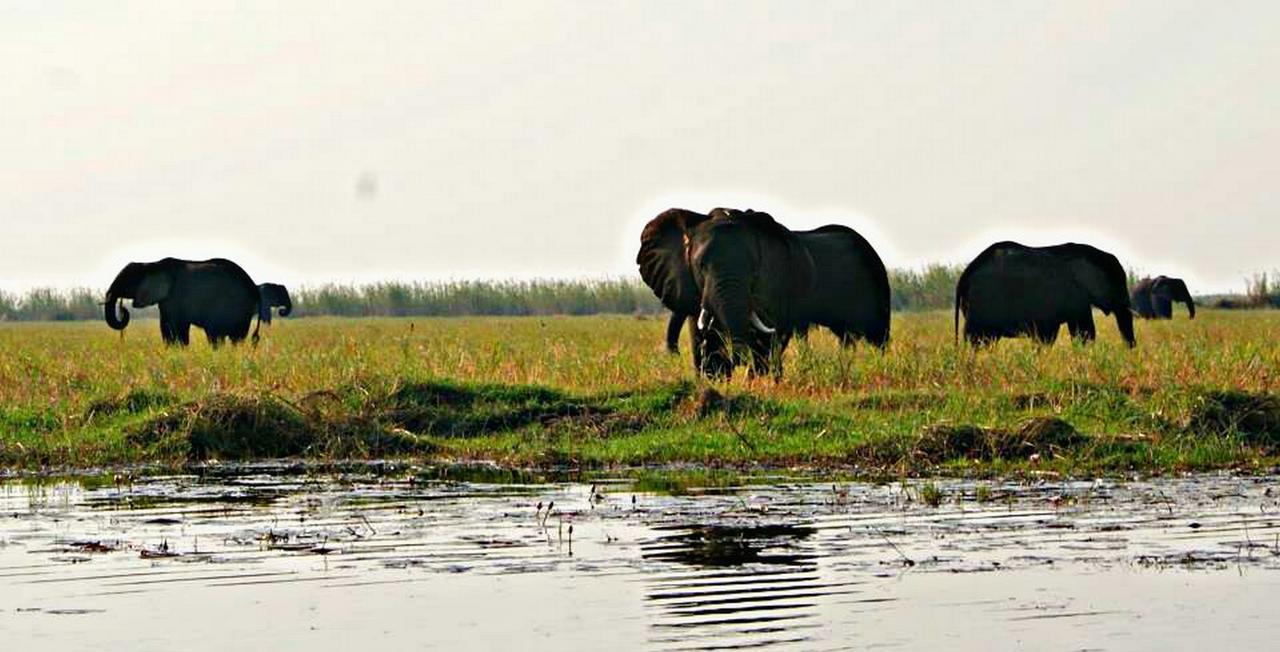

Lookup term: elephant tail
[953,279,965,345]
[953,301,959,344]
[251,311,262,347]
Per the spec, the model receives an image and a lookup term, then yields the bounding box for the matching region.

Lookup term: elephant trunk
[703,278,756,354]
[1115,307,1136,347]
[104,292,130,330]
[277,292,293,317]
[1174,282,1195,319]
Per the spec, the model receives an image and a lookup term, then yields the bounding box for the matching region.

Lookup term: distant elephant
[1131,276,1195,320]
[955,242,1135,347]
[104,258,261,346]
[637,207,891,378]
[257,283,293,324]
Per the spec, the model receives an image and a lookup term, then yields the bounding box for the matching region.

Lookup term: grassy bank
[2,311,1279,476]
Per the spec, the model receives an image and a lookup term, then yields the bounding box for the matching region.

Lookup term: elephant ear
[133,269,173,308]
[636,208,710,314]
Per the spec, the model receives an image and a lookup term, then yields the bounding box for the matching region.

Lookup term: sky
[2,1,1277,294]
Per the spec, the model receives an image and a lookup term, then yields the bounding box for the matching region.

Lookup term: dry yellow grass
[1,310,1278,471]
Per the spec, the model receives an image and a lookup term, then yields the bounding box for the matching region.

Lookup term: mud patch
[127,393,427,461]
[127,394,314,459]
[84,389,177,420]
[852,391,948,411]
[1188,390,1280,448]
[1009,392,1053,410]
[387,380,632,437]
[690,387,776,418]
[914,417,1084,463]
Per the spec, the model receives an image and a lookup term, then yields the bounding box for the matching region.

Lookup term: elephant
[954,241,1136,347]
[257,283,293,324]
[104,257,261,346]
[1131,276,1195,320]
[637,207,891,378]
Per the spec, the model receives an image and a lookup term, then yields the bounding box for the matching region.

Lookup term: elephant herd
[104,258,291,347]
[100,207,1195,377]
[637,207,1196,379]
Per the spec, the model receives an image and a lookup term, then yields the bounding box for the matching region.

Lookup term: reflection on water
[644,524,826,650]
[1,469,1278,651]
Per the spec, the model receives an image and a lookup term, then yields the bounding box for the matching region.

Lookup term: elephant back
[797,225,890,333]
[802,225,889,303]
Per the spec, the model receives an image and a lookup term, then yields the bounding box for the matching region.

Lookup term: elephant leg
[833,328,858,348]
[1067,312,1096,343]
[207,332,224,349]
[160,317,179,345]
[665,312,684,354]
[745,335,776,379]
[174,322,191,347]
[687,315,703,371]
[964,324,994,348]
[1032,321,1059,345]
[228,322,251,345]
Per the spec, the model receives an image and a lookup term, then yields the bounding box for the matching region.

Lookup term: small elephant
[955,241,1135,347]
[104,258,261,346]
[637,207,891,378]
[257,283,293,324]
[1131,276,1195,320]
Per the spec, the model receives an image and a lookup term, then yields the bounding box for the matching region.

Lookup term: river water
[2,468,1277,650]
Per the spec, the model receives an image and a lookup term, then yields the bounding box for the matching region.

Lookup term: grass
[0,269,968,321]
[2,310,1279,476]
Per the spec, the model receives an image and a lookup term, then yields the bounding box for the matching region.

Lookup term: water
[2,469,1277,650]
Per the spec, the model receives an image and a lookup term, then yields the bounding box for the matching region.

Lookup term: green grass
[2,310,1279,476]
[1,268,967,321]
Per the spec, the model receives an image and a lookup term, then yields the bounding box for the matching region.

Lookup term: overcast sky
[2,1,1276,294]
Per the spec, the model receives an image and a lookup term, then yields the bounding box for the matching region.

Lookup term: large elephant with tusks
[955,242,1135,347]
[637,207,890,378]
[104,258,261,347]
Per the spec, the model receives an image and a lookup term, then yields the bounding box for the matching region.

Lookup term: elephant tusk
[749,311,776,334]
[697,309,711,330]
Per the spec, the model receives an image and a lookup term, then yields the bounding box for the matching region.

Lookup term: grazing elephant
[257,283,293,324]
[1131,276,1195,320]
[955,242,1136,347]
[637,207,891,378]
[104,258,261,346]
